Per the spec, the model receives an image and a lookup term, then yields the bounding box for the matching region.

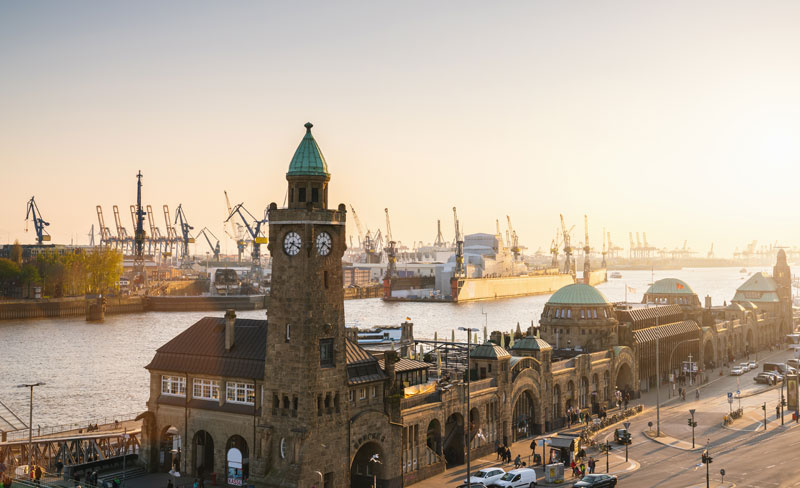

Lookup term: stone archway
[615,363,634,394]
[159,425,181,473]
[443,413,464,467]
[225,435,248,487]
[469,407,481,448]
[426,419,442,455]
[703,339,715,369]
[192,430,214,478]
[351,441,386,488]
[512,390,536,441]
[745,329,754,357]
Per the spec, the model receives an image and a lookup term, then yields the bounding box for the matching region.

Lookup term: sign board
[787,374,799,412]
[682,361,698,373]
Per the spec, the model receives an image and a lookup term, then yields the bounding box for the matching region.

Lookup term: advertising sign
[227,447,244,486]
[787,374,799,412]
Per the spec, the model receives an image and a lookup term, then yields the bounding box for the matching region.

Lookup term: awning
[547,437,575,449]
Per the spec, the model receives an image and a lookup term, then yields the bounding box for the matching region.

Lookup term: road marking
[766,464,776,469]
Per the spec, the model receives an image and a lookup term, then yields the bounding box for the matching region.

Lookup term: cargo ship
[382,232,606,302]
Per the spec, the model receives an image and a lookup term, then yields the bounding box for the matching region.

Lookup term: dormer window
[298,187,306,203]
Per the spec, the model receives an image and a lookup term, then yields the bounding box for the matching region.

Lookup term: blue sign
[727,392,732,399]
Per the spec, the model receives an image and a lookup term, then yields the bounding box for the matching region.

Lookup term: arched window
[579,377,588,409]
[567,309,572,319]
[603,371,610,401]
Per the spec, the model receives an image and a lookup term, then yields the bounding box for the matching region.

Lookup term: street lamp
[623,421,631,462]
[667,339,699,399]
[458,326,479,488]
[688,409,696,448]
[16,382,45,471]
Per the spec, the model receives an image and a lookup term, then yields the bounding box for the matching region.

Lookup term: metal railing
[3,412,140,442]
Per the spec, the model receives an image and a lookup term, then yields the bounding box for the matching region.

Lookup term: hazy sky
[2,1,800,257]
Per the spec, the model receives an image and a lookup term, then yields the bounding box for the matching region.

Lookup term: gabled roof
[547,284,610,305]
[287,122,329,177]
[145,317,267,380]
[736,272,777,293]
[645,278,696,296]
[511,336,552,352]
[470,342,511,359]
[378,357,432,373]
[345,338,387,385]
[632,320,701,344]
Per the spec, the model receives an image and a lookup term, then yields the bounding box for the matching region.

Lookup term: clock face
[316,232,332,256]
[280,437,286,459]
[283,232,301,256]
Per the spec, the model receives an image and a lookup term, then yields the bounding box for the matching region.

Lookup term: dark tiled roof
[378,357,432,373]
[345,338,387,385]
[615,304,683,329]
[632,320,701,344]
[346,338,376,365]
[145,317,267,380]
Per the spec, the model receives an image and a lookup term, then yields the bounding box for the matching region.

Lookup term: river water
[0,266,787,428]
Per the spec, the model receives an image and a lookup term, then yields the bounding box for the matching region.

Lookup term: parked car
[465,468,506,486]
[755,372,777,385]
[787,359,800,370]
[730,367,744,376]
[572,474,618,487]
[769,371,784,383]
[748,360,757,370]
[740,362,751,372]
[614,428,631,444]
[458,483,488,488]
[490,468,537,488]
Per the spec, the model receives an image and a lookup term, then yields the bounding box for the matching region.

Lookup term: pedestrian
[194,478,200,488]
[497,443,504,461]
[56,460,64,477]
[777,404,781,419]
[2,476,12,488]
[580,461,586,477]
[506,447,512,464]
[588,457,595,473]
[695,389,700,400]
[514,454,521,469]
[570,460,578,477]
[624,393,630,410]
[34,464,42,485]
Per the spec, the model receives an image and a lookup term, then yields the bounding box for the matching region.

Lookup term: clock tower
[257,122,349,487]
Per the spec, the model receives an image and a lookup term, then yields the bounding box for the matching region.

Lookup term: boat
[740,268,747,273]
[213,268,241,295]
[610,271,622,279]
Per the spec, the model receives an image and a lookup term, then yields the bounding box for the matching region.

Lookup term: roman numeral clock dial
[316,231,332,256]
[283,231,301,256]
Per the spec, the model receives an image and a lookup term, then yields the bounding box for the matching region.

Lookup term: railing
[4,412,140,442]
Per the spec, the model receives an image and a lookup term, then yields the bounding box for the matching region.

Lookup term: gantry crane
[196,227,221,261]
[112,205,132,253]
[453,207,464,278]
[350,205,366,249]
[384,208,397,279]
[583,215,591,278]
[224,191,248,262]
[174,204,195,266]
[225,203,268,275]
[433,220,447,248]
[96,206,113,248]
[25,197,51,245]
[507,215,520,260]
[163,205,179,260]
[550,229,561,269]
[560,214,575,277]
[146,205,166,258]
[601,227,607,268]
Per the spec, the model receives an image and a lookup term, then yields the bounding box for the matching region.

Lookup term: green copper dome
[547,284,610,305]
[287,122,329,177]
[645,278,696,295]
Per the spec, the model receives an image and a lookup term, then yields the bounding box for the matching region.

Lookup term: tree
[19,264,40,285]
[0,258,21,297]
[10,240,22,265]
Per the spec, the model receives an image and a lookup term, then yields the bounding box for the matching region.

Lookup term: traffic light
[701,451,713,464]
[688,418,693,426]
[762,403,766,411]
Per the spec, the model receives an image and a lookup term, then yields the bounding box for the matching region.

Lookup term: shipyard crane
[174,204,195,266]
[560,214,576,277]
[453,207,465,278]
[146,205,166,258]
[224,191,248,262]
[506,215,520,260]
[163,205,179,260]
[350,205,366,248]
[96,206,113,248]
[550,229,561,268]
[196,227,221,261]
[112,205,132,253]
[384,208,397,279]
[707,243,714,259]
[629,232,635,259]
[88,225,96,247]
[601,227,607,268]
[583,215,591,278]
[225,203,268,274]
[433,220,447,248]
[25,197,51,245]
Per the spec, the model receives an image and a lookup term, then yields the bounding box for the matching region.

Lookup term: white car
[491,468,537,488]
[740,363,751,372]
[748,361,757,370]
[465,468,506,486]
[730,367,744,376]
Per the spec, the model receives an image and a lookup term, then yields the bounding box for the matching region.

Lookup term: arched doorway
[703,340,715,369]
[552,384,561,419]
[192,430,214,478]
[351,441,385,488]
[443,413,464,467]
[615,363,633,394]
[426,419,442,455]
[225,435,248,487]
[566,381,575,410]
[469,407,480,448]
[512,390,537,441]
[159,425,182,473]
[579,377,589,409]
[591,374,600,414]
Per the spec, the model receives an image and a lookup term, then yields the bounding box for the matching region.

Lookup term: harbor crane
[25,197,51,245]
[146,205,166,258]
[225,203,268,271]
[133,171,147,287]
[163,205,180,260]
[196,227,221,261]
[707,243,714,259]
[506,215,520,260]
[96,206,114,248]
[350,205,366,248]
[174,204,195,266]
[384,208,397,279]
[224,191,248,262]
[88,225,96,247]
[601,227,607,268]
[560,214,576,277]
[112,205,131,253]
[550,229,561,268]
[433,220,447,248]
[453,207,465,278]
[583,215,591,277]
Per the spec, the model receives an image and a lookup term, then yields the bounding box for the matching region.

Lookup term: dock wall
[0,297,145,320]
[587,269,608,287]
[456,273,575,302]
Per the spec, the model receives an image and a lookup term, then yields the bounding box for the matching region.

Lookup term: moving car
[748,360,757,370]
[787,359,800,370]
[740,362,751,372]
[730,366,744,376]
[755,372,777,385]
[465,468,505,486]
[491,468,537,488]
[614,428,631,444]
[572,474,618,487]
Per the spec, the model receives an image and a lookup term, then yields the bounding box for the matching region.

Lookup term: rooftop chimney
[225,309,236,351]
[705,295,712,309]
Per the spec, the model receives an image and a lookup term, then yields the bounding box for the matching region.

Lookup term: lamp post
[122,429,129,487]
[16,382,45,471]
[667,339,699,399]
[688,409,696,448]
[459,326,479,487]
[623,421,631,462]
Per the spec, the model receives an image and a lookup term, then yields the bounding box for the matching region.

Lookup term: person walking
[514,454,521,469]
[505,446,512,464]
[34,464,43,486]
[497,443,504,461]
[695,388,700,400]
[580,461,586,477]
[55,460,64,478]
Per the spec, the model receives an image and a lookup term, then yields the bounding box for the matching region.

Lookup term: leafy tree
[10,240,22,265]
[19,264,40,285]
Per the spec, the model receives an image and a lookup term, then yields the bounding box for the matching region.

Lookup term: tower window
[298,187,306,202]
[285,323,291,343]
[312,187,319,203]
[320,338,334,367]
[290,187,294,203]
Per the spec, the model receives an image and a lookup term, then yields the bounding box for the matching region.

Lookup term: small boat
[740,268,747,273]
[610,271,622,279]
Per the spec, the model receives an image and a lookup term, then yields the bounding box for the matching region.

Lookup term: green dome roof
[511,336,552,351]
[547,284,610,305]
[287,122,329,177]
[470,342,511,359]
[645,278,696,295]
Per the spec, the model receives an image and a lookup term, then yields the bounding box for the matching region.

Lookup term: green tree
[0,258,21,296]
[10,240,22,265]
[19,263,40,285]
